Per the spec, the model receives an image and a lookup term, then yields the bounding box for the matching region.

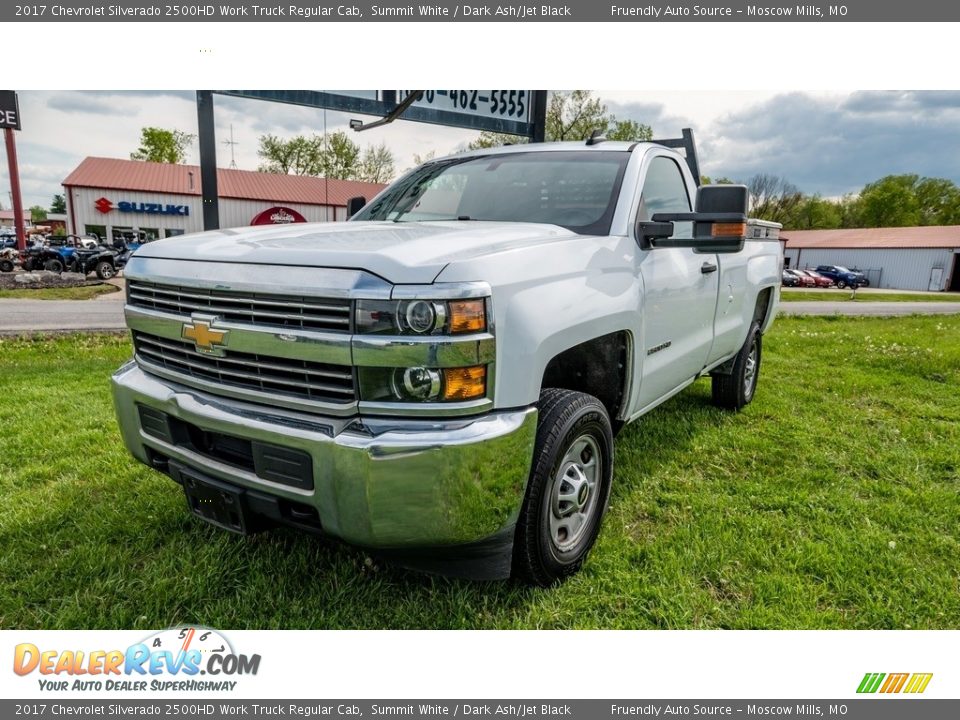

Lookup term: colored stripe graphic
[857,673,885,693]
[857,672,932,694]
[904,673,934,694]
[880,673,909,693]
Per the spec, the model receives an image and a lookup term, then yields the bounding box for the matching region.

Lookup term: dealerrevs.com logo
[13,627,261,693]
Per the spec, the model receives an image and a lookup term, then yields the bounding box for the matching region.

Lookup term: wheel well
[753,287,773,329]
[541,331,629,421]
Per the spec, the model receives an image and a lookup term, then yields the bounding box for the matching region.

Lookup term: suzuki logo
[182,317,228,356]
[94,197,113,214]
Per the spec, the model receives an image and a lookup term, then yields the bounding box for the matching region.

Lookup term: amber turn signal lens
[448,299,486,334]
[442,365,486,401]
[712,222,747,237]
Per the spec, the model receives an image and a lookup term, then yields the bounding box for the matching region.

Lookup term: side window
[639,156,692,239]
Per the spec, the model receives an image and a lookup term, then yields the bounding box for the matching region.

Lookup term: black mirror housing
[346,196,367,217]
[641,184,750,254]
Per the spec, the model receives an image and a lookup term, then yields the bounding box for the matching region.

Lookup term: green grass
[781,290,960,303]
[1,318,958,630]
[0,284,119,300]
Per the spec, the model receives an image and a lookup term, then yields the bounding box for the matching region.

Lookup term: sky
[2,89,960,210]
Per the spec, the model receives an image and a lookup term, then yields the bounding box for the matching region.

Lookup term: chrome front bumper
[112,362,537,574]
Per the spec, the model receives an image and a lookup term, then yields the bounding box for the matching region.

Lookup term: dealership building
[782,226,960,292]
[63,157,387,243]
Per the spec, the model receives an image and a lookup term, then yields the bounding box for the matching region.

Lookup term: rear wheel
[513,388,613,586]
[711,321,762,411]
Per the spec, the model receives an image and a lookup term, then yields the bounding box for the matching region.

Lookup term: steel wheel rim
[744,342,758,399]
[101,264,115,279]
[548,434,602,553]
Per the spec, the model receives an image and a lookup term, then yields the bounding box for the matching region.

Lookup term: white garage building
[782,226,960,292]
[63,157,386,244]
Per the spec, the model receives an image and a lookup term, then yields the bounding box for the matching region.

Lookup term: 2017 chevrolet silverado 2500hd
[112,132,783,585]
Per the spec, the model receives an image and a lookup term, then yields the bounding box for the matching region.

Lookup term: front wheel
[711,321,762,411]
[95,260,116,280]
[0,260,13,273]
[836,280,847,289]
[513,388,613,586]
[44,258,64,273]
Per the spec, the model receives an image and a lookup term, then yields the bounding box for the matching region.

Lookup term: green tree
[468,90,652,148]
[782,195,843,230]
[130,127,195,164]
[319,132,362,180]
[357,142,395,183]
[257,134,325,176]
[50,194,66,214]
[28,205,47,222]
[856,175,922,227]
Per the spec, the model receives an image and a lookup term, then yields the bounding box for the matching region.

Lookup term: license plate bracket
[176,464,251,534]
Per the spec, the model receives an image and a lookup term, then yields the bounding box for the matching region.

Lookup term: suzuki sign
[95,197,189,216]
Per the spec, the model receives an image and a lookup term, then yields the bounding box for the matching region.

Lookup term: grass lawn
[0,284,119,300]
[781,289,960,303]
[1,317,958,630]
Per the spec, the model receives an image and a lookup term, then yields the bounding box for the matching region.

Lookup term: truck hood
[135,221,577,284]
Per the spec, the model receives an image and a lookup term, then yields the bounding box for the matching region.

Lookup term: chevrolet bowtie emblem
[182,318,228,355]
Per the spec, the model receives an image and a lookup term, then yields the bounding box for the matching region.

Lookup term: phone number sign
[397,90,533,124]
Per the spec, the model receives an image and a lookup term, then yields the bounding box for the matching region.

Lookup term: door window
[639,156,692,238]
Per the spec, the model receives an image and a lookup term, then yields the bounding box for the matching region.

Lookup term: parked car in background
[784,269,815,287]
[815,265,869,289]
[781,269,800,287]
[796,269,834,288]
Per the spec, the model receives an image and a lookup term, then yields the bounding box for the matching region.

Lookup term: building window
[84,224,107,243]
[165,228,185,238]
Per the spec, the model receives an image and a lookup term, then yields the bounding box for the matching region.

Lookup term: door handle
[701,261,718,274]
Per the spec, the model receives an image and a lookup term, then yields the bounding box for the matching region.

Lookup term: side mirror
[346,196,367,217]
[640,184,749,254]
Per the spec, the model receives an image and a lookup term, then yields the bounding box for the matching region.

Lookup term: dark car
[815,265,869,289]
[782,269,800,287]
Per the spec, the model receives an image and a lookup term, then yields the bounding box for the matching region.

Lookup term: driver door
[634,154,719,410]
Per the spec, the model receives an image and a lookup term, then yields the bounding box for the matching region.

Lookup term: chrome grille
[127,280,352,333]
[132,331,356,405]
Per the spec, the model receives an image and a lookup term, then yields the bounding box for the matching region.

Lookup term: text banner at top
[5,0,960,22]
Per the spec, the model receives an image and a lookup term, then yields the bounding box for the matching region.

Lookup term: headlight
[356,299,486,335]
[358,365,487,403]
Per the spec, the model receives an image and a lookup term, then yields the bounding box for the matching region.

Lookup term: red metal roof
[783,226,960,249]
[63,157,387,207]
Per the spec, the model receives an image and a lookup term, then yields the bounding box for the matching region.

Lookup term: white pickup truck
[112,132,782,585]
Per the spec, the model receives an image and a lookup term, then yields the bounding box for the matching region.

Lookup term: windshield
[353,151,630,236]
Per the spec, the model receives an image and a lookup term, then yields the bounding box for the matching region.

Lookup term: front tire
[711,321,762,411]
[513,388,613,586]
[836,280,847,289]
[95,260,116,280]
[0,260,12,273]
[44,258,64,273]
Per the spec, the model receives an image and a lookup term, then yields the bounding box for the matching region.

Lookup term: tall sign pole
[0,91,25,251]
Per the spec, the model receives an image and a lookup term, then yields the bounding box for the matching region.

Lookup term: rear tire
[513,388,613,586]
[711,321,762,411]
